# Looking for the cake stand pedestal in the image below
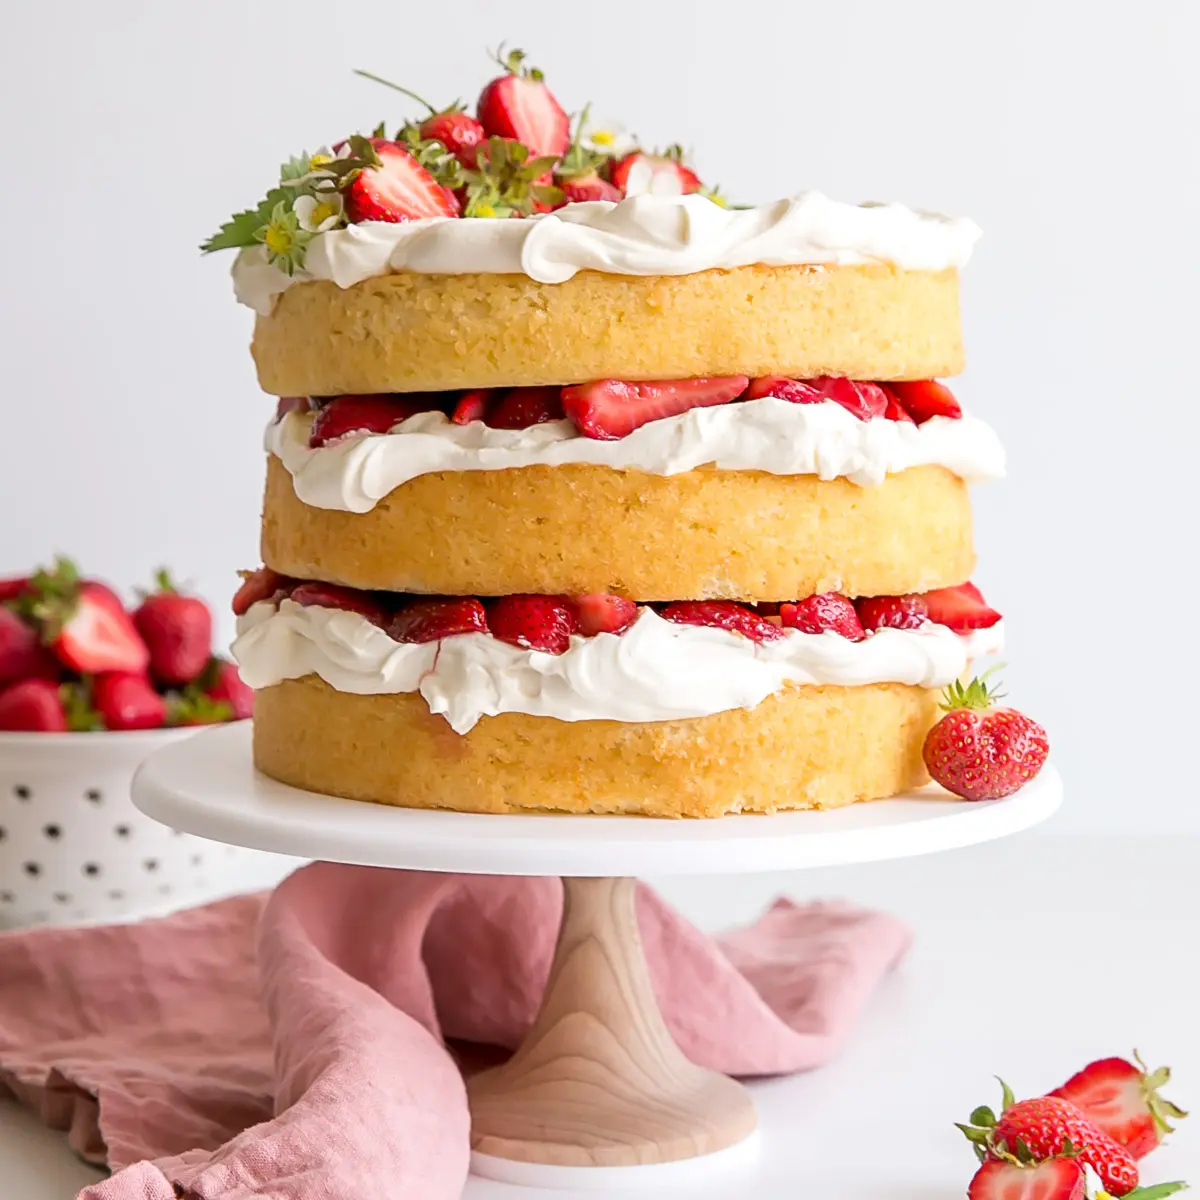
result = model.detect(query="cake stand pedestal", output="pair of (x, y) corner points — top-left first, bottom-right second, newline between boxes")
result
(132, 722), (1061, 1191)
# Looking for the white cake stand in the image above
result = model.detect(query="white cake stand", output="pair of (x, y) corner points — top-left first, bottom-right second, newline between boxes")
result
(132, 722), (1061, 1192)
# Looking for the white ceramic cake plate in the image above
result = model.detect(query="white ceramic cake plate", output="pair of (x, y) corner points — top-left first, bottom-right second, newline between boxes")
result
(132, 721), (1061, 1193)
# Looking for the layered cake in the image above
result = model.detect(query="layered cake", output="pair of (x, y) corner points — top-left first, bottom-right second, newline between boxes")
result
(208, 49), (1008, 817)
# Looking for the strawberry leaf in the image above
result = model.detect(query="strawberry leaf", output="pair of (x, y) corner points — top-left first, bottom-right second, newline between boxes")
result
(1123, 1185), (1190, 1199)
(200, 185), (293, 253)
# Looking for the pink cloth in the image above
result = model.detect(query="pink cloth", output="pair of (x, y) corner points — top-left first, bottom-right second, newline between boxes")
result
(0, 864), (911, 1199)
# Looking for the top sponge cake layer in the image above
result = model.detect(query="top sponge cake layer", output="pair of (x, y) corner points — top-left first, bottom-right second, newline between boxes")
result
(250, 263), (965, 397)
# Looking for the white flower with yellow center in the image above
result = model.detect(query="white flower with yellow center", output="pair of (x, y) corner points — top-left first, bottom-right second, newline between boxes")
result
(293, 192), (345, 233)
(283, 144), (353, 189)
(580, 118), (636, 159)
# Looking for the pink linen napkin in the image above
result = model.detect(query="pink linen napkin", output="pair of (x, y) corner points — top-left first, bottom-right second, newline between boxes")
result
(0, 863), (911, 1199)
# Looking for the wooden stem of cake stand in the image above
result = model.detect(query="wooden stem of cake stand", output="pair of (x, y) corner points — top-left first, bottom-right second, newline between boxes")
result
(466, 876), (758, 1167)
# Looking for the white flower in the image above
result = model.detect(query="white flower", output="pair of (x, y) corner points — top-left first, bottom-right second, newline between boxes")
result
(623, 157), (685, 198)
(580, 117), (637, 159)
(282, 144), (354, 189)
(293, 192), (345, 233)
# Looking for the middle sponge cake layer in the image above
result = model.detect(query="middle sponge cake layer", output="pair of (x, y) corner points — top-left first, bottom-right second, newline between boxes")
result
(262, 455), (974, 600)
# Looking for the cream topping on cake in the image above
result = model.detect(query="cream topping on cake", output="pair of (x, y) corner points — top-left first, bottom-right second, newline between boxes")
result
(233, 599), (1004, 734)
(232, 192), (981, 314)
(268, 399), (1004, 513)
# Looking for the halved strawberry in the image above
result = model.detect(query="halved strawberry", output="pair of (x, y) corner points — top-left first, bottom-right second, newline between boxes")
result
(1049, 1054), (1188, 1160)
(451, 389), (492, 425)
(486, 387), (564, 429)
(0, 678), (68, 732)
(882, 390), (916, 423)
(779, 593), (865, 641)
(610, 151), (702, 197)
(659, 601), (785, 644)
(886, 380), (962, 423)
(49, 583), (149, 674)
(569, 594), (638, 636)
(856, 594), (929, 632)
(232, 567), (290, 616)
(289, 582), (389, 625)
(0, 608), (60, 686)
(744, 377), (824, 404)
(344, 139), (461, 223)
(557, 175), (623, 205)
(93, 672), (168, 731)
(421, 110), (487, 166)
(562, 376), (749, 440)
(745, 376), (887, 421)
(309, 393), (444, 447)
(476, 48), (570, 159)
(922, 582), (1002, 632)
(966, 1158), (1084, 1200)
(389, 597), (488, 643)
(487, 594), (578, 654)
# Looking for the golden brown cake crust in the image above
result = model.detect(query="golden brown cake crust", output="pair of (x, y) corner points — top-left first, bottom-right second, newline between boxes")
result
(261, 455), (975, 600)
(252, 676), (940, 817)
(250, 263), (965, 396)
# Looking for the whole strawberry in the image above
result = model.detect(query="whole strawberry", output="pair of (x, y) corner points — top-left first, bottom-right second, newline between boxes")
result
(1050, 1053), (1187, 1160)
(923, 673), (1048, 801)
(960, 1083), (1139, 1196)
(134, 570), (213, 687)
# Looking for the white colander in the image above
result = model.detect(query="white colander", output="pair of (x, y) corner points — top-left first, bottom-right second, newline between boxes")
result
(0, 726), (294, 929)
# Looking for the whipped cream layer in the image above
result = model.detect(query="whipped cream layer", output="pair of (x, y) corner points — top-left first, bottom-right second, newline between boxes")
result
(269, 399), (1005, 513)
(233, 192), (982, 314)
(233, 600), (1005, 734)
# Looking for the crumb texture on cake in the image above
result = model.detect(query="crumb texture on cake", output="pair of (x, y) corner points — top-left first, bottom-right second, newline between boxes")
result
(261, 455), (975, 600)
(253, 676), (940, 817)
(250, 263), (965, 396)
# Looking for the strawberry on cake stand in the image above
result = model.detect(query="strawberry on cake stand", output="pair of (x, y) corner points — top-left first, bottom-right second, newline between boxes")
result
(136, 46), (1062, 1188)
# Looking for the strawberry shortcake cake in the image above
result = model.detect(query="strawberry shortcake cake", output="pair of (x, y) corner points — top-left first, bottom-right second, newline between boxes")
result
(206, 47), (1007, 817)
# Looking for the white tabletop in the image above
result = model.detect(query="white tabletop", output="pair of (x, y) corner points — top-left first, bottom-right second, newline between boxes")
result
(4, 834), (1197, 1197)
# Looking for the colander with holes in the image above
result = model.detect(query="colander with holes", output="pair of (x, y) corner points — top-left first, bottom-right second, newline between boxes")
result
(0, 726), (293, 929)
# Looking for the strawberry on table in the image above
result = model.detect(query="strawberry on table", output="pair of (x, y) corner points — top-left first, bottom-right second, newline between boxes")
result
(885, 379), (963, 423)
(569, 594), (638, 636)
(960, 1084), (1141, 1196)
(967, 1158), (1085, 1200)
(1049, 1054), (1188, 1160)
(659, 601), (785, 644)
(23, 558), (148, 675)
(779, 593), (866, 641)
(486, 387), (564, 429)
(133, 570), (214, 687)
(477, 47), (570, 159)
(343, 139), (461, 223)
(0, 679), (68, 732)
(487, 595), (578, 654)
(309, 393), (445, 447)
(92, 672), (168, 732)
(562, 376), (749, 440)
(389, 597), (489, 643)
(925, 673), (1049, 801)
(610, 149), (702, 197)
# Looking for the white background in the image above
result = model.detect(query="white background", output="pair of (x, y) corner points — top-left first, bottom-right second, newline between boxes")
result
(1, 0), (1197, 833)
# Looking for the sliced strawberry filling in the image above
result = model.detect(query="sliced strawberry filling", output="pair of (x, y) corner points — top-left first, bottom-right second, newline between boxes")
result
(298, 376), (964, 447)
(238, 578), (1000, 655)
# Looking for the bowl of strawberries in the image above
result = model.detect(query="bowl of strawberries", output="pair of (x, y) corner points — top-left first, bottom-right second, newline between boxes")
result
(0, 557), (285, 929)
